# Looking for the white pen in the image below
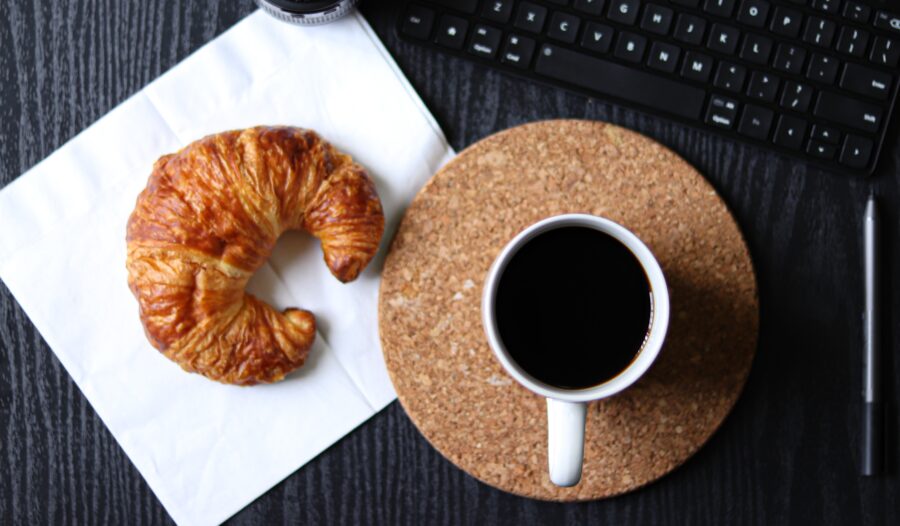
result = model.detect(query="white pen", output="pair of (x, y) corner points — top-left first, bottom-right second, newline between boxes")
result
(861, 193), (882, 476)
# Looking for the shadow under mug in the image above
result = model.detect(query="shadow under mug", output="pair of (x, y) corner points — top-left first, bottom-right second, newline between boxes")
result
(481, 214), (670, 487)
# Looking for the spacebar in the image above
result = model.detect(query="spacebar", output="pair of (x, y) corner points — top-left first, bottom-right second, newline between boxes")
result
(535, 44), (706, 120)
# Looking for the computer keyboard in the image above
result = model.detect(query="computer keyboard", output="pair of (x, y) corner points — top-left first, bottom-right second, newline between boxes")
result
(397, 0), (900, 175)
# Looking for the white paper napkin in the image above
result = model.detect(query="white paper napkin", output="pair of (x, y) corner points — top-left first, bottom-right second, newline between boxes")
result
(0, 10), (455, 526)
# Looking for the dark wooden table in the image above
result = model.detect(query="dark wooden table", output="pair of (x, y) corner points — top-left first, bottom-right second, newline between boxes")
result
(2, 0), (899, 524)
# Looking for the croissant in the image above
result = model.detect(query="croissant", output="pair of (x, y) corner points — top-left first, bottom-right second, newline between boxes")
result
(126, 126), (384, 385)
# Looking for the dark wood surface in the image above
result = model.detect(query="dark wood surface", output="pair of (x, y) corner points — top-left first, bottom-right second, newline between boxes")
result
(1, 0), (898, 524)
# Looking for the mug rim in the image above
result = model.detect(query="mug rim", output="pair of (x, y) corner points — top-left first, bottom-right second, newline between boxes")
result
(481, 213), (670, 403)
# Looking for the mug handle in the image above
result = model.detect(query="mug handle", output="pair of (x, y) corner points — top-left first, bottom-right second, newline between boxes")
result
(546, 398), (587, 487)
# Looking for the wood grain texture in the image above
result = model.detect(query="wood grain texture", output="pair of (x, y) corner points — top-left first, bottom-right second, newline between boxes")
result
(1, 0), (899, 524)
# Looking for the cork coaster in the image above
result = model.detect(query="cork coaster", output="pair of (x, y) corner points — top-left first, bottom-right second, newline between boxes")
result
(378, 120), (758, 500)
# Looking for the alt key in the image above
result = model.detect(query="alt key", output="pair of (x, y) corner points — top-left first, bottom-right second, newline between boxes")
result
(469, 25), (503, 58)
(706, 95), (740, 129)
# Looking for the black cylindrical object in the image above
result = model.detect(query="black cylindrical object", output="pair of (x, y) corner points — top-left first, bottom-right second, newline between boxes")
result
(861, 401), (884, 476)
(255, 0), (360, 26)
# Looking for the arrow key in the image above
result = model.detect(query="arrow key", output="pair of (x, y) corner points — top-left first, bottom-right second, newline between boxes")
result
(806, 140), (837, 160)
(773, 115), (808, 150)
(811, 124), (841, 144)
(840, 135), (873, 169)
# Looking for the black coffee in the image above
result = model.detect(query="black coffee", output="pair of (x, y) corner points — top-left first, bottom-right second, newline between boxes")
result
(495, 226), (652, 389)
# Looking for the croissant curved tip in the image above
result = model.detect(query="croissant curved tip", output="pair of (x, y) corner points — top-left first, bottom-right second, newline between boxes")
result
(327, 256), (364, 283)
(284, 308), (316, 334)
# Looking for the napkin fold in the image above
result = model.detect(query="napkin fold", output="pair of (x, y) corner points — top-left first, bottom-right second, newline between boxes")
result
(0, 10), (454, 526)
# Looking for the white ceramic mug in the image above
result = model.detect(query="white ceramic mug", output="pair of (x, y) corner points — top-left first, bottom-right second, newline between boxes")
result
(481, 214), (670, 487)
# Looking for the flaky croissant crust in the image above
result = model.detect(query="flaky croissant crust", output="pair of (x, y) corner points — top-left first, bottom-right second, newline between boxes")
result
(126, 126), (384, 385)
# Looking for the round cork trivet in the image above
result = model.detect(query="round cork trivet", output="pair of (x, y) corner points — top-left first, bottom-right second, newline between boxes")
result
(379, 120), (758, 500)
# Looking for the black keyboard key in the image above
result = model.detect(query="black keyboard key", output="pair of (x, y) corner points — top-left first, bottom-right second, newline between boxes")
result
(674, 15), (707, 45)
(706, 95), (740, 129)
(747, 71), (780, 102)
(483, 0), (515, 23)
(429, 0), (478, 13)
(740, 34), (774, 64)
(803, 17), (836, 47)
(714, 62), (748, 92)
(574, 0), (607, 15)
(807, 140), (837, 159)
(870, 37), (899, 68)
(773, 116), (808, 149)
(780, 81), (813, 112)
(582, 22), (615, 53)
(546, 0), (569, 4)
(435, 15), (469, 49)
(843, 2), (871, 23)
(704, 0), (736, 18)
(840, 135), (873, 169)
(840, 63), (893, 101)
(401, 5), (435, 40)
(771, 7), (803, 37)
(615, 32), (648, 62)
(641, 4), (675, 35)
(548, 12), (581, 43)
(807, 54), (840, 84)
(647, 41), (682, 73)
(469, 25), (503, 58)
(681, 51), (714, 82)
(608, 0), (641, 25)
(811, 124), (840, 144)
(534, 44), (707, 119)
(836, 27), (870, 57)
(501, 34), (537, 68)
(814, 91), (883, 133)
(514, 3), (548, 33)
(773, 44), (806, 74)
(738, 104), (774, 139)
(708, 24), (741, 54)
(737, 0), (770, 28)
(811, 0), (839, 15)
(874, 11), (900, 36)
(671, 0), (699, 6)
